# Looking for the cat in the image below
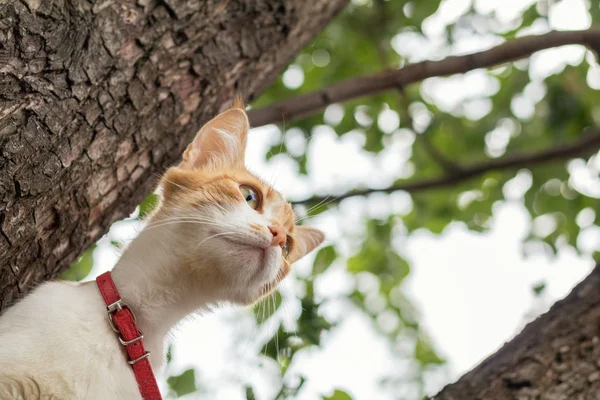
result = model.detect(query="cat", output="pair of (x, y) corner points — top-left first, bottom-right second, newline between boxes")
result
(0, 98), (324, 399)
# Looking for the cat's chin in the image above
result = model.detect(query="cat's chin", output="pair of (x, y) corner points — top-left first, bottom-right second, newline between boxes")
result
(261, 247), (282, 280)
(217, 235), (282, 284)
(228, 287), (273, 306)
(229, 267), (286, 306)
(259, 262), (290, 299)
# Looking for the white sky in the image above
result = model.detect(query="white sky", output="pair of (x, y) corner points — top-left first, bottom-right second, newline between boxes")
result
(85, 0), (600, 399)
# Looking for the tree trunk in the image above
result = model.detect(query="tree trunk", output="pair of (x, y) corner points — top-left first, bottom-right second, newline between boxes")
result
(433, 263), (600, 400)
(0, 0), (348, 311)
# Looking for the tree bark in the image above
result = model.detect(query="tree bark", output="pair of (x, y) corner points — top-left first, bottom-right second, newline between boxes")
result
(0, 0), (348, 312)
(433, 263), (600, 400)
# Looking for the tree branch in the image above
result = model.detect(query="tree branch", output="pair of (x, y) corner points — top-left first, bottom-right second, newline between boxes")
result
(291, 129), (600, 206)
(248, 29), (600, 127)
(434, 262), (600, 399)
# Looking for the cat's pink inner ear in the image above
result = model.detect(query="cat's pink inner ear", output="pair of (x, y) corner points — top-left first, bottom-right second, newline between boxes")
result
(181, 107), (249, 170)
(289, 226), (325, 263)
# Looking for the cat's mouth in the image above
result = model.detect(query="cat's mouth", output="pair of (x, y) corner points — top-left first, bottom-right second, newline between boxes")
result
(216, 234), (284, 289)
(222, 237), (266, 258)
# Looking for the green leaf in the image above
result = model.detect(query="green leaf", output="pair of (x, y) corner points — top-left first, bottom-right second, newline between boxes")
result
(387, 253), (410, 282)
(167, 368), (196, 397)
(415, 335), (444, 365)
(323, 389), (353, 400)
(254, 291), (282, 324)
(312, 245), (337, 275)
(532, 282), (546, 296)
(245, 386), (256, 400)
(266, 143), (288, 161)
(59, 245), (96, 282)
(166, 345), (173, 364)
(139, 193), (159, 219)
(262, 326), (293, 362)
(297, 297), (333, 346)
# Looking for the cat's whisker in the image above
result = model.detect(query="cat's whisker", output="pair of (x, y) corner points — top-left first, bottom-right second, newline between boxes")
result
(296, 195), (333, 220)
(149, 217), (230, 229)
(280, 285), (297, 339)
(271, 291), (280, 364)
(294, 193), (345, 224)
(294, 213), (317, 224)
(145, 220), (244, 246)
(264, 114), (287, 190)
(195, 231), (241, 250)
(146, 217), (219, 227)
(165, 206), (220, 218)
(269, 138), (285, 188)
(261, 295), (269, 357)
(260, 294), (266, 326)
(313, 193), (346, 209)
(142, 219), (231, 233)
(153, 174), (197, 195)
(145, 215), (240, 232)
(303, 195), (332, 215)
(266, 287), (274, 359)
(167, 207), (241, 228)
(242, 308), (257, 362)
(293, 214), (319, 224)
(210, 202), (229, 215)
(142, 220), (201, 232)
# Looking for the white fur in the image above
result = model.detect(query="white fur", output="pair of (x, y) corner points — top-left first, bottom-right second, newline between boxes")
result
(0, 199), (284, 399)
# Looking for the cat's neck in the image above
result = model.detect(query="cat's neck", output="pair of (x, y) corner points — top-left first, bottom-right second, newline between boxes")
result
(109, 224), (214, 367)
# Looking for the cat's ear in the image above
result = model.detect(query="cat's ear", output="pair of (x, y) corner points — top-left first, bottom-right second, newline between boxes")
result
(181, 103), (249, 170)
(289, 226), (325, 263)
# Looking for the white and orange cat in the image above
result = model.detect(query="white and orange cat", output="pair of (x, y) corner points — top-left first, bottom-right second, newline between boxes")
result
(0, 99), (324, 399)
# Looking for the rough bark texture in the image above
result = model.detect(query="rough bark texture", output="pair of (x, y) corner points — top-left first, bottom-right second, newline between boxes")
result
(434, 264), (600, 400)
(0, 0), (348, 312)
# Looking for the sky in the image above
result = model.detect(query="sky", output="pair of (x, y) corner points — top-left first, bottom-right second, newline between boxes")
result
(85, 0), (600, 399)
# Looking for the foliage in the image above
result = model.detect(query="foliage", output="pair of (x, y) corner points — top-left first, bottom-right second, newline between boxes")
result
(139, 193), (160, 219)
(59, 245), (96, 281)
(59, 0), (600, 399)
(323, 389), (353, 400)
(167, 369), (197, 397)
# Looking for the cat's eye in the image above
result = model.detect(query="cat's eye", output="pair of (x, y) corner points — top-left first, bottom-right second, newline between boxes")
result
(240, 185), (260, 210)
(282, 240), (290, 259)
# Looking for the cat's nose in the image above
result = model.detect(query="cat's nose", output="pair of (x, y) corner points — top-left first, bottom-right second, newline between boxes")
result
(268, 225), (286, 247)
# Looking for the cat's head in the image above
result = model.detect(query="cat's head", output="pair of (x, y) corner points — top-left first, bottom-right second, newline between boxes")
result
(153, 99), (324, 305)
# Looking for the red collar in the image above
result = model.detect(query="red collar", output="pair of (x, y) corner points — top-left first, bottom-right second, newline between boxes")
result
(96, 272), (162, 400)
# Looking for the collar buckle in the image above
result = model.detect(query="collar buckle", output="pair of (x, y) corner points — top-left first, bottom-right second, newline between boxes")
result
(106, 299), (124, 313)
(106, 299), (137, 333)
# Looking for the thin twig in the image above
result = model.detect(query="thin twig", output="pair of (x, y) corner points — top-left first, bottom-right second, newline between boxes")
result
(248, 29), (600, 127)
(291, 129), (600, 206)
